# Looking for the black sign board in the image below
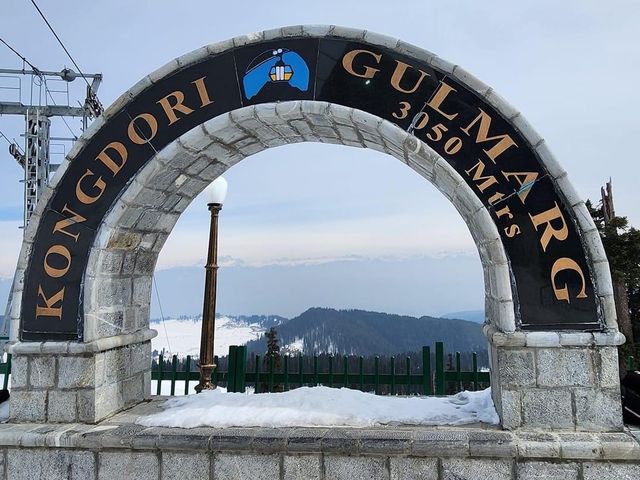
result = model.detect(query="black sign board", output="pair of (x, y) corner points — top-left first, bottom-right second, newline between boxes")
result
(21, 37), (601, 341)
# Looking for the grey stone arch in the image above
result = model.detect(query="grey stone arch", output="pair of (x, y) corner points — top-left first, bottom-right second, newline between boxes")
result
(6, 26), (624, 430)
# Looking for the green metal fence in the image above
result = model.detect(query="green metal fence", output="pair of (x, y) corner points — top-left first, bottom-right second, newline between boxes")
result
(153, 342), (492, 396)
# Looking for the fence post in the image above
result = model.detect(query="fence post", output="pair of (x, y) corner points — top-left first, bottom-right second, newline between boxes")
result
(374, 356), (380, 395)
(170, 355), (178, 396)
(284, 355), (289, 391)
(435, 342), (445, 395)
(390, 356), (396, 395)
(184, 355), (192, 395)
(2, 354), (12, 390)
(156, 354), (164, 395)
(405, 356), (411, 396)
(228, 346), (237, 393)
(358, 356), (364, 391)
(422, 346), (431, 396)
(236, 346), (247, 393)
(298, 355), (303, 388)
(343, 356), (348, 387)
(472, 353), (479, 391)
(254, 354), (261, 393)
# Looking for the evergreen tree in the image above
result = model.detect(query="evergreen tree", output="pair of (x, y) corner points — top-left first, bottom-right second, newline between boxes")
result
(262, 327), (283, 392)
(587, 198), (640, 363)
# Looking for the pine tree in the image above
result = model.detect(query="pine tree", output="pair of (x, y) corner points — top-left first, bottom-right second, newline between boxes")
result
(262, 327), (283, 392)
(587, 184), (640, 366)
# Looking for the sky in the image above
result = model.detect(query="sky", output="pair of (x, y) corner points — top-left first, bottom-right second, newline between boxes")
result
(1, 1), (639, 318)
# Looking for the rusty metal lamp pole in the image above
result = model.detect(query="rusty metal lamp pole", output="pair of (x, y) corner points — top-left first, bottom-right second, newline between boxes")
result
(195, 177), (228, 393)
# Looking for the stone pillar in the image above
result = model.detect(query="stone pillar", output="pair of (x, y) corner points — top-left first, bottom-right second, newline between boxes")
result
(8, 329), (155, 423)
(485, 325), (625, 431)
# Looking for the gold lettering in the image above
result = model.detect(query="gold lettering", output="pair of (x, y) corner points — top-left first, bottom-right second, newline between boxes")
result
(529, 202), (569, 252)
(192, 76), (213, 107)
(495, 206), (514, 220)
(157, 90), (195, 125)
(465, 160), (498, 192)
(390, 61), (430, 94)
(488, 191), (506, 205)
(461, 109), (518, 163)
(52, 204), (87, 242)
(76, 169), (106, 205)
(342, 49), (382, 79)
(127, 113), (158, 145)
(427, 81), (458, 121)
(43, 244), (72, 278)
(550, 257), (588, 302)
(502, 170), (539, 204)
(504, 224), (521, 238)
(35, 285), (65, 319)
(96, 142), (128, 175)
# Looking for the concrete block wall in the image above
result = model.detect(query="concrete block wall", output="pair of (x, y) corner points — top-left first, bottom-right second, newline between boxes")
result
(8, 334), (153, 423)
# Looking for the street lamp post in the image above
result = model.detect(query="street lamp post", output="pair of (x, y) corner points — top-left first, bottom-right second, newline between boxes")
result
(195, 177), (228, 393)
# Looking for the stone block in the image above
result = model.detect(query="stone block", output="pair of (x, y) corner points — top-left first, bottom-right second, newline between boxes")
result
(517, 461), (579, 479)
(497, 349), (535, 388)
(98, 451), (159, 480)
(583, 462), (640, 479)
(324, 455), (388, 480)
(499, 389), (522, 429)
(77, 389), (96, 422)
(598, 347), (621, 388)
(522, 389), (573, 429)
(58, 355), (95, 388)
(536, 349), (593, 387)
(213, 453), (279, 480)
(7, 448), (95, 480)
(283, 455), (321, 480)
(130, 341), (152, 374)
(93, 310), (125, 338)
(389, 457), (438, 480)
(94, 382), (125, 421)
(10, 355), (28, 388)
(29, 356), (55, 388)
(161, 452), (210, 480)
(441, 459), (513, 480)
(47, 390), (77, 423)
(9, 390), (47, 422)
(105, 347), (130, 383)
(573, 389), (623, 431)
(410, 430), (469, 456)
(123, 373), (145, 405)
(525, 332), (560, 347)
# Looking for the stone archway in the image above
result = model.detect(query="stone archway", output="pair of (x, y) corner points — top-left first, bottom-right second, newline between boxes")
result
(5, 26), (623, 429)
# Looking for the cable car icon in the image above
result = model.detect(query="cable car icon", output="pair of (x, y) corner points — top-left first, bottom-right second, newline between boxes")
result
(243, 48), (310, 99)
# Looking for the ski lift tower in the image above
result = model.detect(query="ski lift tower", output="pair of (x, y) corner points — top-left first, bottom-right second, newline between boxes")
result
(0, 66), (102, 228)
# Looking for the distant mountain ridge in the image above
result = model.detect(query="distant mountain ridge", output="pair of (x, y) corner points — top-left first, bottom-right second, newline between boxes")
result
(442, 310), (484, 324)
(245, 308), (486, 356)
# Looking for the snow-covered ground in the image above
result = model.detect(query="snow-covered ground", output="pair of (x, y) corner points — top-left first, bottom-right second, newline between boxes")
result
(138, 386), (499, 428)
(152, 316), (264, 357)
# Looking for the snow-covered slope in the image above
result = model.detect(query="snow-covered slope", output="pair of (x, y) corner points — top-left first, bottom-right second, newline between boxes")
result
(151, 315), (276, 358)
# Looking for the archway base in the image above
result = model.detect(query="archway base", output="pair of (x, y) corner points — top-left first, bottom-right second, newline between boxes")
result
(486, 326), (624, 431)
(7, 330), (154, 423)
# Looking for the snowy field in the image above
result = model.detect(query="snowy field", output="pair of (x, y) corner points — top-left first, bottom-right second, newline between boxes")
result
(151, 316), (264, 357)
(138, 386), (499, 428)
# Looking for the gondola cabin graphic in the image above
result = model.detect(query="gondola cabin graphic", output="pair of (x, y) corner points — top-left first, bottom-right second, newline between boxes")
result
(242, 48), (310, 99)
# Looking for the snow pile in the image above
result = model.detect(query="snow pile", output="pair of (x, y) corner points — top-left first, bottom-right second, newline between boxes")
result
(137, 386), (499, 428)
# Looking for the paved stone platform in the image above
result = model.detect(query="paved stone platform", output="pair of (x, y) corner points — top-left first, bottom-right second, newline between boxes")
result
(1, 397), (639, 479)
